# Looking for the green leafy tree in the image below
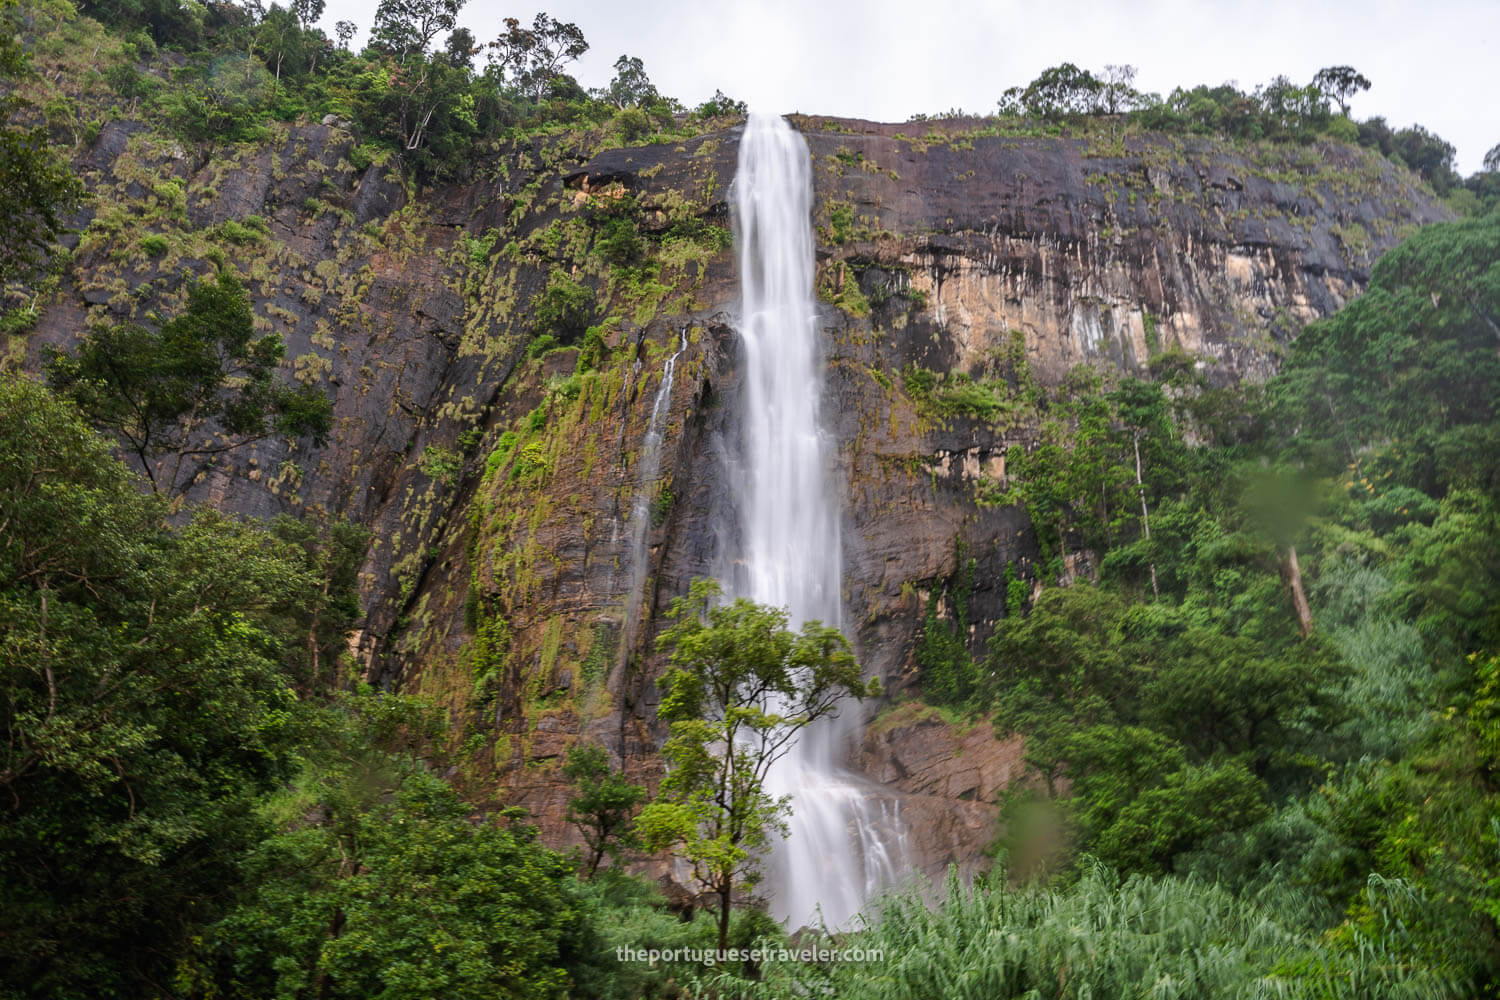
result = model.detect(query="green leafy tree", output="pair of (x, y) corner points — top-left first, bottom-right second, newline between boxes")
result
(599, 54), (657, 109)
(0, 377), (328, 998)
(636, 579), (876, 951)
(694, 88), (747, 118)
(371, 0), (463, 63)
(1270, 210), (1500, 495)
(214, 769), (579, 1000)
(443, 24), (476, 68)
(268, 514), (372, 692)
(158, 52), (278, 144)
(1312, 65), (1371, 116)
(44, 270), (332, 498)
(563, 742), (645, 876)
(998, 62), (1105, 119)
(915, 546), (979, 707)
(487, 13), (587, 101)
(1099, 63), (1141, 114)
(291, 0), (324, 29)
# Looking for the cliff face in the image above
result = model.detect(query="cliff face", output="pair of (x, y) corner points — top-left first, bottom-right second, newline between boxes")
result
(26, 112), (1447, 880)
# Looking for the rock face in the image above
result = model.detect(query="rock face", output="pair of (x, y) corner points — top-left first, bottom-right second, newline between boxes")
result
(855, 704), (1035, 883)
(24, 113), (1448, 886)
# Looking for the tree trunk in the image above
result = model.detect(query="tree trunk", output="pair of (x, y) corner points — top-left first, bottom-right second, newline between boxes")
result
(1285, 545), (1313, 636)
(717, 881), (731, 954)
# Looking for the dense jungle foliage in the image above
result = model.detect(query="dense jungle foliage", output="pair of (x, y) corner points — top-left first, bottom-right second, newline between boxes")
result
(3, 0), (1500, 996)
(906, 207), (1500, 997)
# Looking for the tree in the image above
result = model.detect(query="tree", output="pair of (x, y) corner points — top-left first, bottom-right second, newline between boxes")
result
(253, 4), (307, 82)
(635, 579), (876, 952)
(695, 89), (747, 118)
(563, 742), (645, 877)
(0, 377), (330, 997)
(268, 514), (371, 692)
(1355, 120), (1461, 194)
(1485, 142), (1500, 174)
(44, 270), (332, 498)
(600, 54), (656, 109)
(371, 0), (464, 63)
(348, 47), (477, 177)
(290, 0), (323, 29)
(999, 63), (1105, 119)
(443, 24), (476, 69)
(487, 13), (587, 101)
(1100, 63), (1140, 114)
(213, 769), (579, 1000)
(1312, 65), (1371, 116)
(334, 18), (355, 49)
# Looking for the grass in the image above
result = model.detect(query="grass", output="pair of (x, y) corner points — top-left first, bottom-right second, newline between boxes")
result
(777, 862), (1465, 1000)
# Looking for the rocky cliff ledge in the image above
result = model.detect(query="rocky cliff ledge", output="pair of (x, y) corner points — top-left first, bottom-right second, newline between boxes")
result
(25, 113), (1447, 880)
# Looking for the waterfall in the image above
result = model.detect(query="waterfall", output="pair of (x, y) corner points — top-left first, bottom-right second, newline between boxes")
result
(724, 112), (908, 929)
(620, 330), (688, 658)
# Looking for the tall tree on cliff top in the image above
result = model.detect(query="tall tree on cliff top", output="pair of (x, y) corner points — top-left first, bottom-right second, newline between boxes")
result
(636, 579), (877, 952)
(1312, 65), (1371, 116)
(371, 0), (464, 63)
(487, 12), (588, 101)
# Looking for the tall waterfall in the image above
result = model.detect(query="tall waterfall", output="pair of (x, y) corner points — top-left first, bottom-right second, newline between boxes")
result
(725, 112), (908, 929)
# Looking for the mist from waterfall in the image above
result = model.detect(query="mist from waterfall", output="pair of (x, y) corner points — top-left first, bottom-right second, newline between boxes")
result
(724, 112), (909, 930)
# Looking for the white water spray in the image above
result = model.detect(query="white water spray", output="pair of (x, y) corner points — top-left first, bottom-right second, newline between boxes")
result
(725, 112), (909, 929)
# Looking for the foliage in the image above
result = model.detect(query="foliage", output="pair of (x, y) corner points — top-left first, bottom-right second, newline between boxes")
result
(637, 579), (876, 952)
(800, 863), (1462, 999)
(487, 13), (588, 102)
(44, 270), (332, 498)
(1271, 210), (1500, 492)
(694, 89), (748, 119)
(213, 769), (579, 1000)
(371, 0), (463, 63)
(597, 54), (657, 109)
(914, 544), (979, 707)
(533, 273), (596, 344)
(0, 376), (325, 998)
(563, 742), (645, 876)
(977, 209), (1500, 991)
(0, 0), (85, 303)
(1313, 64), (1371, 115)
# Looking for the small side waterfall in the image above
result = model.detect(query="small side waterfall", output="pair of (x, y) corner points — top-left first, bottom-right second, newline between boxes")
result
(620, 330), (688, 657)
(724, 113), (909, 929)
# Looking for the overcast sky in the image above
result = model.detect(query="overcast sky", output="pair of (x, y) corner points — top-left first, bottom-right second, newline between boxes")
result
(319, 0), (1498, 174)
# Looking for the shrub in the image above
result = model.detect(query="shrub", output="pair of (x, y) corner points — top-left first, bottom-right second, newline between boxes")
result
(613, 106), (651, 143)
(534, 275), (595, 344)
(139, 233), (169, 257)
(485, 431), (519, 476)
(526, 334), (558, 359)
(218, 219), (260, 246)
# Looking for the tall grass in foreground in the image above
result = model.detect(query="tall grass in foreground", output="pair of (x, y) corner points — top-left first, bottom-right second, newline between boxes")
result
(687, 862), (1464, 999)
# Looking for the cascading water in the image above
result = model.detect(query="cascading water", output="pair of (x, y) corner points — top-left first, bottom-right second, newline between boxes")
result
(620, 330), (688, 658)
(724, 112), (910, 929)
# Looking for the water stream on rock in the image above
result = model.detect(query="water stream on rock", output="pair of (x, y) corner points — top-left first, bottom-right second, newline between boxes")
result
(724, 112), (909, 929)
(620, 329), (688, 659)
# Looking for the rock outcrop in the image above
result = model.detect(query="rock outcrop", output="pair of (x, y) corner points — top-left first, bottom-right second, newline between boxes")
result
(23, 112), (1449, 884)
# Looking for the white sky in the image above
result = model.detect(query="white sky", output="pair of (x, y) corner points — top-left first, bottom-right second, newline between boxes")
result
(318, 0), (1498, 174)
